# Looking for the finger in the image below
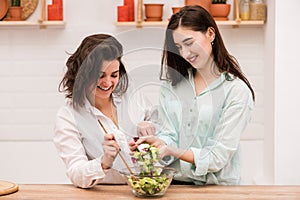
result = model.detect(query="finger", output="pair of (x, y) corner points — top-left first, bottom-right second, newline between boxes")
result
(136, 136), (149, 144)
(104, 133), (115, 141)
(137, 135), (155, 145)
(128, 140), (136, 146)
(138, 129), (148, 137)
(151, 125), (156, 135)
(103, 140), (120, 150)
(129, 144), (138, 151)
(103, 146), (116, 155)
(145, 127), (155, 136)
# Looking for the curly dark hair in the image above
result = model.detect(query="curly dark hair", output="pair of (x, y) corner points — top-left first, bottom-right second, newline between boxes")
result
(59, 34), (128, 108)
(161, 5), (255, 101)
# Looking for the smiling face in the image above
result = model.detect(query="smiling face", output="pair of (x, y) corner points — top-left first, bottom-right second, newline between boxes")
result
(173, 26), (215, 71)
(93, 59), (120, 102)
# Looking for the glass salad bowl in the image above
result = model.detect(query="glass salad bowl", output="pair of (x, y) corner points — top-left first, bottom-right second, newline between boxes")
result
(119, 166), (177, 198)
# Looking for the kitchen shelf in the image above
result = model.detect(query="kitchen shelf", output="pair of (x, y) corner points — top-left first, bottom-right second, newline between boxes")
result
(0, 21), (65, 29)
(116, 0), (265, 28)
(115, 20), (265, 28)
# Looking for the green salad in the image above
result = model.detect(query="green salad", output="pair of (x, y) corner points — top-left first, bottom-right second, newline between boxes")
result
(129, 143), (171, 195)
(128, 175), (170, 195)
(132, 143), (160, 175)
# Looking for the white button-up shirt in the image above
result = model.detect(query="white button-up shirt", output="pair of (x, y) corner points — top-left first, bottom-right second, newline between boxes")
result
(54, 87), (151, 188)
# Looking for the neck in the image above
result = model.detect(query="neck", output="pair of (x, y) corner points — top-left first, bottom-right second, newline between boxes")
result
(95, 96), (112, 111)
(195, 60), (220, 83)
(194, 62), (220, 95)
(95, 97), (119, 128)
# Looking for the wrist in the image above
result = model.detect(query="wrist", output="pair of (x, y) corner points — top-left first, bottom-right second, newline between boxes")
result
(101, 162), (111, 170)
(100, 156), (112, 169)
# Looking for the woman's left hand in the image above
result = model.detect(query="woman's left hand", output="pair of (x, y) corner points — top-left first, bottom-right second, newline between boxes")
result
(129, 136), (171, 158)
(129, 135), (165, 150)
(137, 121), (156, 136)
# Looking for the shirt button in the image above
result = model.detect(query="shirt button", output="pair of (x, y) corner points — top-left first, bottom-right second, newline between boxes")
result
(190, 109), (193, 112)
(187, 123), (190, 127)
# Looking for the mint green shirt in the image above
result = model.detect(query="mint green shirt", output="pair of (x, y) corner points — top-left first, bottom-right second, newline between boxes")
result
(157, 70), (253, 185)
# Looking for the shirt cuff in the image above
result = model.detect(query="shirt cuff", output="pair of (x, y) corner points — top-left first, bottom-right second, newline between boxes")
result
(159, 135), (176, 147)
(191, 147), (210, 176)
(159, 155), (174, 166)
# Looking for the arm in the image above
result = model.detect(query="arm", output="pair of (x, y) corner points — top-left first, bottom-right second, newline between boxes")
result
(155, 84), (179, 148)
(53, 106), (106, 188)
(157, 80), (253, 174)
(191, 85), (253, 176)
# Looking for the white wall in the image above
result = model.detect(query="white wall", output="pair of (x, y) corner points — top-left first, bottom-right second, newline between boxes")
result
(274, 0), (300, 184)
(0, 0), (298, 185)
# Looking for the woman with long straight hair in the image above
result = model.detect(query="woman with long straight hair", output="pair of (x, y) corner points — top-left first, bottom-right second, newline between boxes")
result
(131, 5), (254, 185)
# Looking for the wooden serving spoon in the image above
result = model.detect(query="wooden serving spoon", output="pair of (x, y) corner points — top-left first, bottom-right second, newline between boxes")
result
(97, 119), (134, 175)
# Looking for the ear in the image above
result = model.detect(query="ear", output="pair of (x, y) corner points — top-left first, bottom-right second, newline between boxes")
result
(207, 27), (215, 42)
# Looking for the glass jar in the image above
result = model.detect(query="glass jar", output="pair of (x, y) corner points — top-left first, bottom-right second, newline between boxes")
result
(239, 0), (250, 20)
(249, 0), (266, 21)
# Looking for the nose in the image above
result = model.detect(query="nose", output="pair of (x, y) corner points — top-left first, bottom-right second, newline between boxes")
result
(180, 46), (190, 59)
(100, 76), (112, 86)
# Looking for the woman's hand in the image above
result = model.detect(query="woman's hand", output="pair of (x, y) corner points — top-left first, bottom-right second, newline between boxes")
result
(137, 121), (156, 136)
(101, 133), (119, 169)
(129, 136), (169, 158)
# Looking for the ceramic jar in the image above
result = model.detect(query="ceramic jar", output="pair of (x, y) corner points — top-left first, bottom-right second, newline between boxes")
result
(249, 0), (266, 20)
(172, 7), (182, 14)
(210, 3), (231, 20)
(185, 0), (211, 13)
(144, 3), (164, 21)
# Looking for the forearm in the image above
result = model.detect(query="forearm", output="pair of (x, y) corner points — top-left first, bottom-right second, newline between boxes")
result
(167, 147), (194, 164)
(66, 158), (105, 188)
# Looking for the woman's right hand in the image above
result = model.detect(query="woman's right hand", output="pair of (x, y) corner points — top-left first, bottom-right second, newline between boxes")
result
(101, 133), (119, 169)
(137, 121), (156, 136)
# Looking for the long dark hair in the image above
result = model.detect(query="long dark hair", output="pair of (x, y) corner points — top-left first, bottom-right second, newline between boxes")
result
(59, 34), (128, 108)
(161, 5), (255, 101)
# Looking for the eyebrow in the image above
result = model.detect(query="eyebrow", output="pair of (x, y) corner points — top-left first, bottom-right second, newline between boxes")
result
(174, 37), (193, 46)
(100, 70), (119, 74)
(182, 37), (193, 43)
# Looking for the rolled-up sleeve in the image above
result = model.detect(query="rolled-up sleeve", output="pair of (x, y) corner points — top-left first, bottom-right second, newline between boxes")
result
(192, 89), (253, 176)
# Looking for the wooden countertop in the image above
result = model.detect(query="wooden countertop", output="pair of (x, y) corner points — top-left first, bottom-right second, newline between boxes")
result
(2, 184), (300, 199)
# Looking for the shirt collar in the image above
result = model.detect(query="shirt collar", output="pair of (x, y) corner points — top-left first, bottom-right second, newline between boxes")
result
(82, 94), (122, 116)
(188, 69), (228, 96)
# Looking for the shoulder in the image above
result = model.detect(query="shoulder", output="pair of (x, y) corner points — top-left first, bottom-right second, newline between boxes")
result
(55, 99), (76, 121)
(223, 75), (253, 107)
(159, 80), (175, 98)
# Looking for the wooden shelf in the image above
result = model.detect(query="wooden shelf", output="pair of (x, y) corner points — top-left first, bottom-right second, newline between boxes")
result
(0, 21), (65, 29)
(115, 20), (265, 28)
(116, 0), (265, 28)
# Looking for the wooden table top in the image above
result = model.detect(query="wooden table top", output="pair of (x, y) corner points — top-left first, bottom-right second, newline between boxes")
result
(1, 184), (300, 199)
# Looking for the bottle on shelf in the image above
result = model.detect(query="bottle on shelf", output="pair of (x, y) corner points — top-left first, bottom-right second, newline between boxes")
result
(239, 0), (250, 20)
